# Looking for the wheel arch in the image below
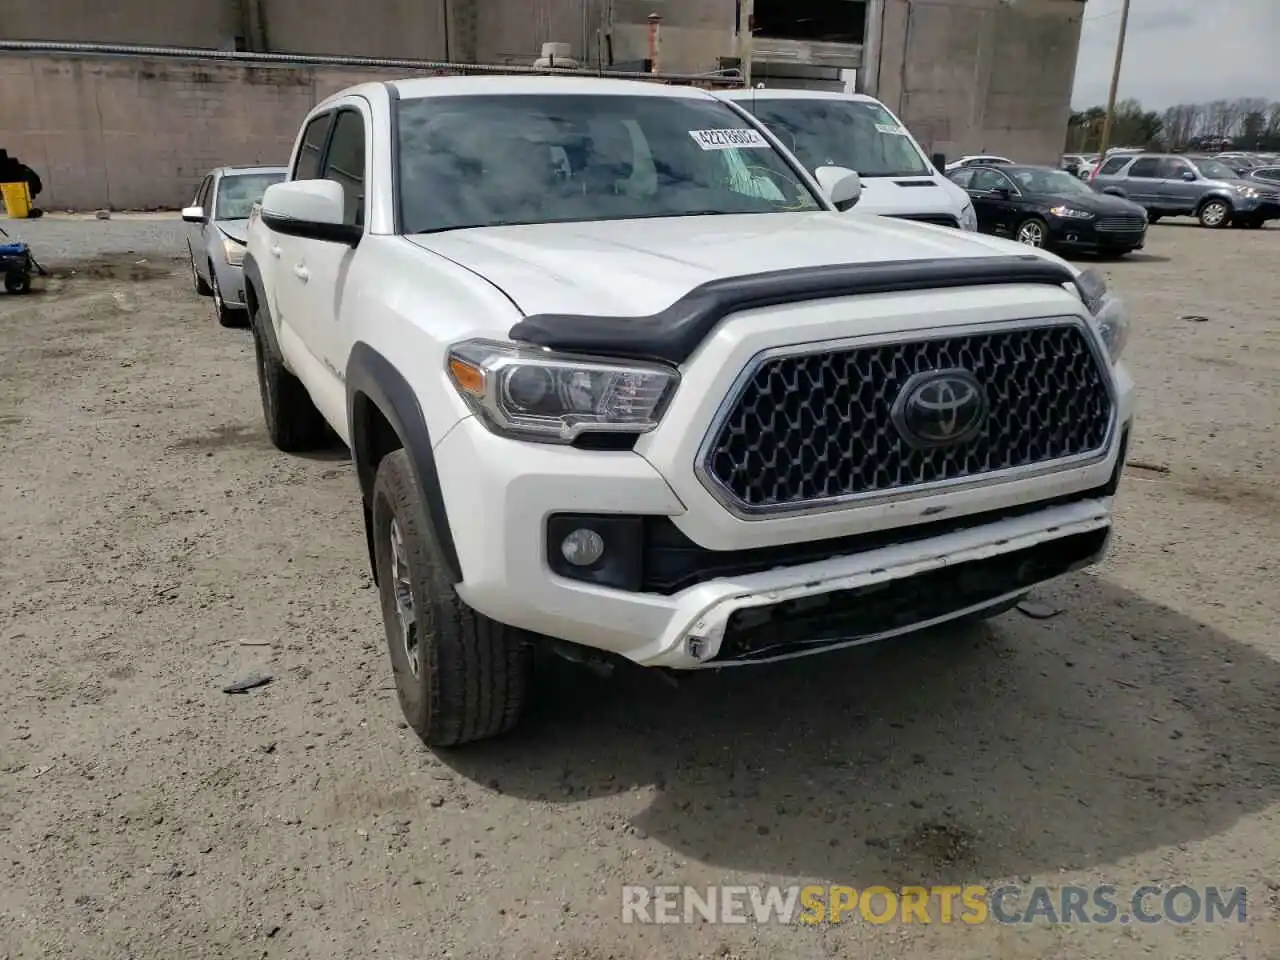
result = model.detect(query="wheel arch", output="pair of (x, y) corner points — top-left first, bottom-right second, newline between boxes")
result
(346, 341), (463, 586)
(1195, 192), (1234, 213)
(242, 254), (280, 355)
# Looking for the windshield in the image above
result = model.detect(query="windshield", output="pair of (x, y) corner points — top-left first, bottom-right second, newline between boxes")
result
(1193, 158), (1239, 180)
(1006, 168), (1092, 195)
(215, 172), (284, 221)
(736, 97), (931, 177)
(395, 94), (822, 234)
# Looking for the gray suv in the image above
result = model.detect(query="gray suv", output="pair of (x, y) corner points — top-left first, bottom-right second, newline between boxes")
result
(1090, 153), (1280, 229)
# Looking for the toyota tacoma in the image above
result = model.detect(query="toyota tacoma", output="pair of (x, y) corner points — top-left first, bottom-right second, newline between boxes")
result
(243, 76), (1135, 746)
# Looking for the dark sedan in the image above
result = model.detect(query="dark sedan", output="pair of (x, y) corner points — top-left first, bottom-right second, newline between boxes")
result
(947, 164), (1147, 257)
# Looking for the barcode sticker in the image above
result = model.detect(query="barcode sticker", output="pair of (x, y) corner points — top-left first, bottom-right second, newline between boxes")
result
(688, 128), (770, 150)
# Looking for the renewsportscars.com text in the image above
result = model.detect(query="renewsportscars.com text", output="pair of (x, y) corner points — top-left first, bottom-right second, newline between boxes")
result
(621, 884), (1249, 926)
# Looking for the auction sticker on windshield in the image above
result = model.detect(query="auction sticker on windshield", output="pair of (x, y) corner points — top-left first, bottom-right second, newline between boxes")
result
(689, 129), (770, 150)
(875, 123), (908, 136)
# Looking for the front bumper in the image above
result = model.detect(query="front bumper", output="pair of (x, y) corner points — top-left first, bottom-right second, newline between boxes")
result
(1048, 217), (1146, 251)
(1246, 200), (1280, 222)
(436, 407), (1133, 670)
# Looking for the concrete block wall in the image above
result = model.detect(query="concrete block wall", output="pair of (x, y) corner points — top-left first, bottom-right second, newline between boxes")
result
(871, 0), (1085, 165)
(0, 54), (405, 210)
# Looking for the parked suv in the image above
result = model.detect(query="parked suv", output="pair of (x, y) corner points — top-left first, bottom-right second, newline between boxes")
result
(1091, 152), (1280, 229)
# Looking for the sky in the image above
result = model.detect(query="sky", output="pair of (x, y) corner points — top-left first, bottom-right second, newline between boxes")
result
(1072, 0), (1280, 110)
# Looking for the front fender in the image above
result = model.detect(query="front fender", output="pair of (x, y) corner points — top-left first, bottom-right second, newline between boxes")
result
(345, 341), (463, 584)
(241, 253), (282, 358)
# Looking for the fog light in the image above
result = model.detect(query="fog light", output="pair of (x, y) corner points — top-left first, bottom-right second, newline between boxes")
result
(561, 528), (605, 566)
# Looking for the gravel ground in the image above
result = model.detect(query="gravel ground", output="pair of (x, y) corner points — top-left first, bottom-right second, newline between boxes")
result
(0, 219), (1277, 959)
(0, 213), (188, 268)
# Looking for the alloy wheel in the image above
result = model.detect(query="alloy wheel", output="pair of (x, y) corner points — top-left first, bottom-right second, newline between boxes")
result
(1016, 221), (1045, 246)
(389, 518), (420, 679)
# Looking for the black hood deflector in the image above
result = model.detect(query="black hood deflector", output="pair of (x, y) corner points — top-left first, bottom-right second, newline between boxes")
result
(508, 255), (1080, 365)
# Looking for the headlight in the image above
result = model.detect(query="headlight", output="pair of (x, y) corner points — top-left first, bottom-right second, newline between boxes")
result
(446, 339), (679, 443)
(1049, 205), (1095, 220)
(1074, 268), (1129, 363)
(221, 235), (245, 266)
(1238, 186), (1259, 198)
(959, 201), (978, 231)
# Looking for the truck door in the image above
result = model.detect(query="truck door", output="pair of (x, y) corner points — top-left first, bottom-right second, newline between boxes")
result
(285, 106), (368, 436)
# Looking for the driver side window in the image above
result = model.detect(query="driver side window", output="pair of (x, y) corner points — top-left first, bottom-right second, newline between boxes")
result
(1159, 158), (1191, 179)
(322, 109), (367, 227)
(970, 168), (1008, 192)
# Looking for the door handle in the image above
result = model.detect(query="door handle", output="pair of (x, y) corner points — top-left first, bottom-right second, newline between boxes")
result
(270, 243), (282, 259)
(293, 264), (310, 282)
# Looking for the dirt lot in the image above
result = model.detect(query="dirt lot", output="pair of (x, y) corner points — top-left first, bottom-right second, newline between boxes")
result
(1, 219), (1278, 959)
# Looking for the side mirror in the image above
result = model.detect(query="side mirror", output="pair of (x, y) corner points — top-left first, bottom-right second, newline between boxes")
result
(181, 205), (205, 224)
(260, 180), (361, 246)
(1181, 170), (1196, 181)
(814, 165), (862, 212)
(992, 186), (1012, 199)
(931, 152), (947, 170)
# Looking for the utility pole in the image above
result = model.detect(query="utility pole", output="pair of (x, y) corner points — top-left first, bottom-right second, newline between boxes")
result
(738, 0), (755, 87)
(1096, 0), (1132, 160)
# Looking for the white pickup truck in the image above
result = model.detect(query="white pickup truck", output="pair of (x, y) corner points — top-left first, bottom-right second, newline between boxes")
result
(244, 75), (1135, 747)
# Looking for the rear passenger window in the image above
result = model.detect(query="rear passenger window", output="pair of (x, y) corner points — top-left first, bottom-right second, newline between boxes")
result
(1097, 157), (1128, 175)
(1255, 167), (1280, 183)
(294, 114), (332, 180)
(1126, 158), (1161, 178)
(322, 110), (367, 227)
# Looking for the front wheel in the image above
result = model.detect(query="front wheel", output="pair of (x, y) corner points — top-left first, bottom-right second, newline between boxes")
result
(210, 265), (247, 328)
(1198, 199), (1231, 228)
(1145, 212), (1162, 224)
(4, 270), (31, 294)
(1015, 217), (1048, 248)
(372, 449), (532, 747)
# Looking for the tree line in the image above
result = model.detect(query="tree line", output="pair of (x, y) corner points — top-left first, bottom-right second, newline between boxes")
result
(1066, 97), (1280, 153)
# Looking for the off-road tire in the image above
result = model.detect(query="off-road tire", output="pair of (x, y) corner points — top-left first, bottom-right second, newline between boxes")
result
(4, 270), (31, 294)
(372, 449), (531, 747)
(189, 245), (212, 295)
(1197, 198), (1231, 229)
(250, 303), (327, 452)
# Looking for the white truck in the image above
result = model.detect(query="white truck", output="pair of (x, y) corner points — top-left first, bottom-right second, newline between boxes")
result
(244, 75), (1135, 747)
(717, 88), (979, 232)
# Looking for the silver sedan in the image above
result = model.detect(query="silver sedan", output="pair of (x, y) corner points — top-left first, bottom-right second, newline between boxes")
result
(182, 166), (286, 327)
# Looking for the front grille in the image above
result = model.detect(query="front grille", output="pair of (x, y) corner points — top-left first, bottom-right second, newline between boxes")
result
(702, 323), (1114, 514)
(887, 213), (961, 229)
(1096, 215), (1146, 232)
(711, 527), (1109, 662)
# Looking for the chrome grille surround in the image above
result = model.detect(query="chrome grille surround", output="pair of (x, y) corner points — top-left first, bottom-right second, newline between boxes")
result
(694, 316), (1119, 520)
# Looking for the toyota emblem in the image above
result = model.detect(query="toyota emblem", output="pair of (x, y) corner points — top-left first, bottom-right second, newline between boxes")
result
(890, 368), (989, 449)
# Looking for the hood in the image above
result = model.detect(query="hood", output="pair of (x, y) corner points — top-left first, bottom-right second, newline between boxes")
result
(1044, 191), (1143, 215)
(1225, 176), (1276, 193)
(408, 212), (1063, 318)
(215, 219), (249, 244)
(846, 175), (967, 219)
